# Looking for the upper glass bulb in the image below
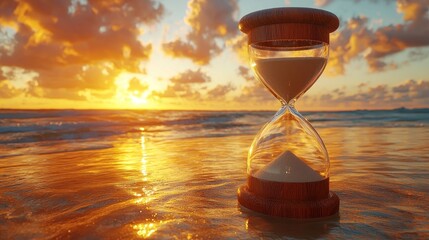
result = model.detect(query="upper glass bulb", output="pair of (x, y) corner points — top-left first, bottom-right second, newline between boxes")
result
(250, 40), (328, 105)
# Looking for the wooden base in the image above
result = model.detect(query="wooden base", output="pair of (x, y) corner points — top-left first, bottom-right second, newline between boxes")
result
(237, 180), (339, 218)
(248, 176), (330, 201)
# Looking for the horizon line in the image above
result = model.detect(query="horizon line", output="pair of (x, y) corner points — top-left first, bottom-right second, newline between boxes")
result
(1, 107), (427, 112)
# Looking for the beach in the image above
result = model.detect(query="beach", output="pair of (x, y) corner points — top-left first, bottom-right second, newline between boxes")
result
(0, 109), (428, 239)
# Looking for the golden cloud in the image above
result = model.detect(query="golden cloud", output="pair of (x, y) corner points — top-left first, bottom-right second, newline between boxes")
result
(170, 69), (211, 84)
(227, 34), (248, 64)
(0, 82), (20, 98)
(154, 68), (211, 99)
(315, 0), (334, 7)
(207, 83), (235, 99)
(314, 79), (429, 108)
(162, 0), (239, 65)
(327, 0), (429, 75)
(0, 0), (164, 99)
(153, 68), (235, 101)
(236, 66), (273, 102)
(128, 77), (149, 95)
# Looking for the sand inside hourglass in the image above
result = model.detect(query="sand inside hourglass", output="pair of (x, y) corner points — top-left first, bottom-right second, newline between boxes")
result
(253, 151), (324, 182)
(254, 57), (327, 103)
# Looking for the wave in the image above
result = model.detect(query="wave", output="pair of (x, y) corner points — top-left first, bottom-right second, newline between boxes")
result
(0, 109), (428, 144)
(0, 141), (114, 159)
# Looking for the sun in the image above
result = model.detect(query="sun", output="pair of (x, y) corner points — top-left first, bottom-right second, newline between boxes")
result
(113, 72), (153, 107)
(130, 92), (149, 105)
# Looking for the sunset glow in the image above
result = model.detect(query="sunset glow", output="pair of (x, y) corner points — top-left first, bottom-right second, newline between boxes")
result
(1, 0), (428, 110)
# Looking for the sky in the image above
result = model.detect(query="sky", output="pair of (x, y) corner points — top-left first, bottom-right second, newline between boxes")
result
(0, 0), (428, 110)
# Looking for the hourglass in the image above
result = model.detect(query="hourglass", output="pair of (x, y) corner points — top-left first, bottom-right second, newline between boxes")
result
(237, 8), (340, 218)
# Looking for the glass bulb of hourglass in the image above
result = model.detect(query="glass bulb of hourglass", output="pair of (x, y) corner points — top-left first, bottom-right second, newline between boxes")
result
(248, 39), (330, 183)
(250, 40), (328, 104)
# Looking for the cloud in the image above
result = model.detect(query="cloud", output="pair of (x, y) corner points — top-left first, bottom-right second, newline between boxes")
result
(328, 0), (429, 75)
(0, 27), (16, 57)
(128, 77), (148, 95)
(0, 71), (5, 82)
(0, 0), (164, 100)
(0, 66), (38, 98)
(25, 80), (86, 100)
(407, 49), (429, 62)
(153, 68), (236, 101)
(0, 82), (21, 98)
(228, 34), (248, 64)
(42, 88), (87, 101)
(336, 85), (390, 102)
(162, 0), (239, 65)
(239, 83), (274, 103)
(366, 0), (429, 61)
(154, 69), (211, 99)
(207, 83), (235, 99)
(156, 83), (202, 100)
(327, 16), (374, 75)
(236, 66), (273, 102)
(392, 79), (429, 99)
(315, 0), (333, 7)
(170, 69), (211, 84)
(312, 79), (429, 108)
(237, 66), (254, 82)
(397, 0), (427, 21)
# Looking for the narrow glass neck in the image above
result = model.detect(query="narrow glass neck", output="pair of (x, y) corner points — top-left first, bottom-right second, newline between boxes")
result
(274, 101), (300, 120)
(282, 98), (296, 107)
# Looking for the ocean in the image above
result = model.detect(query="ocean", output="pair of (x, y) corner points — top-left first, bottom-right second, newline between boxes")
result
(1, 109), (428, 239)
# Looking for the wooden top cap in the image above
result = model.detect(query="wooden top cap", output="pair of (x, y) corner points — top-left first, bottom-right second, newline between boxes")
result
(239, 8), (339, 44)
